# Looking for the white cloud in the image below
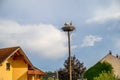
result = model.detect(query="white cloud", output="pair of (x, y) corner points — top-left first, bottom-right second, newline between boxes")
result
(86, 0), (120, 23)
(81, 35), (102, 47)
(71, 45), (77, 49)
(0, 20), (67, 59)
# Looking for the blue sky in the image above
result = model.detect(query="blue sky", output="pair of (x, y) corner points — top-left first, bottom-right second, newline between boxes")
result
(0, 0), (120, 71)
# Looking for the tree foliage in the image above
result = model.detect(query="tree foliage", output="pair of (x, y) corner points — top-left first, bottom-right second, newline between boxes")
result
(84, 62), (113, 80)
(93, 71), (118, 80)
(58, 55), (86, 80)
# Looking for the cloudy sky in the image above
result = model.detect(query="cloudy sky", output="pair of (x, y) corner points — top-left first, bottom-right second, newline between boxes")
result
(0, 0), (120, 71)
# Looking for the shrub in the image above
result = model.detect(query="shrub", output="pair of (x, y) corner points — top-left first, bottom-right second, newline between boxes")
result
(93, 71), (118, 80)
(84, 62), (113, 80)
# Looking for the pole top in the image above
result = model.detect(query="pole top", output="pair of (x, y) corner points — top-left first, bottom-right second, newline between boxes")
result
(62, 22), (75, 31)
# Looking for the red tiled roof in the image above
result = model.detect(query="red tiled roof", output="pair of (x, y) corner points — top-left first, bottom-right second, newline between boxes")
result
(0, 47), (19, 64)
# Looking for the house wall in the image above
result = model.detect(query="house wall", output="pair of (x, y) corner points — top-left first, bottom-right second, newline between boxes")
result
(0, 59), (13, 80)
(101, 54), (120, 79)
(0, 56), (28, 80)
(28, 75), (35, 80)
(12, 56), (28, 80)
(28, 75), (41, 80)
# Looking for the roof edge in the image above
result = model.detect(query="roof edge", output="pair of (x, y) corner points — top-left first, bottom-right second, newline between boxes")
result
(0, 46), (20, 64)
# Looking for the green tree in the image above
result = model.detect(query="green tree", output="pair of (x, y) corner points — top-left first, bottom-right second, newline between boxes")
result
(84, 62), (113, 80)
(58, 55), (86, 80)
(41, 76), (46, 80)
(93, 71), (118, 80)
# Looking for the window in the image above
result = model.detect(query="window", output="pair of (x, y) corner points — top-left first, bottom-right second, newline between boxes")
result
(6, 63), (10, 71)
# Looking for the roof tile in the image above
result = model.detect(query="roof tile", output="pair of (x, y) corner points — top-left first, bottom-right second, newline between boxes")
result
(0, 47), (19, 64)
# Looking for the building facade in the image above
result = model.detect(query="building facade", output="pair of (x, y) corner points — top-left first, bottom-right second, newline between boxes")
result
(100, 51), (120, 79)
(0, 47), (45, 80)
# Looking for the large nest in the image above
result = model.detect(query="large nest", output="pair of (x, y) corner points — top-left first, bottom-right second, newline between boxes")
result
(62, 26), (75, 31)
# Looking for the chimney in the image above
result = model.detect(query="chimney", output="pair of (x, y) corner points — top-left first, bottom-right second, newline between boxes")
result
(116, 54), (118, 58)
(109, 50), (112, 55)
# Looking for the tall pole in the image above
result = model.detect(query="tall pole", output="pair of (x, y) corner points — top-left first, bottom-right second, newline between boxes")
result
(62, 22), (75, 80)
(68, 31), (72, 80)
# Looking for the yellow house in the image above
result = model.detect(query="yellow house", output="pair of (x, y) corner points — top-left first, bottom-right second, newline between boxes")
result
(0, 46), (45, 80)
